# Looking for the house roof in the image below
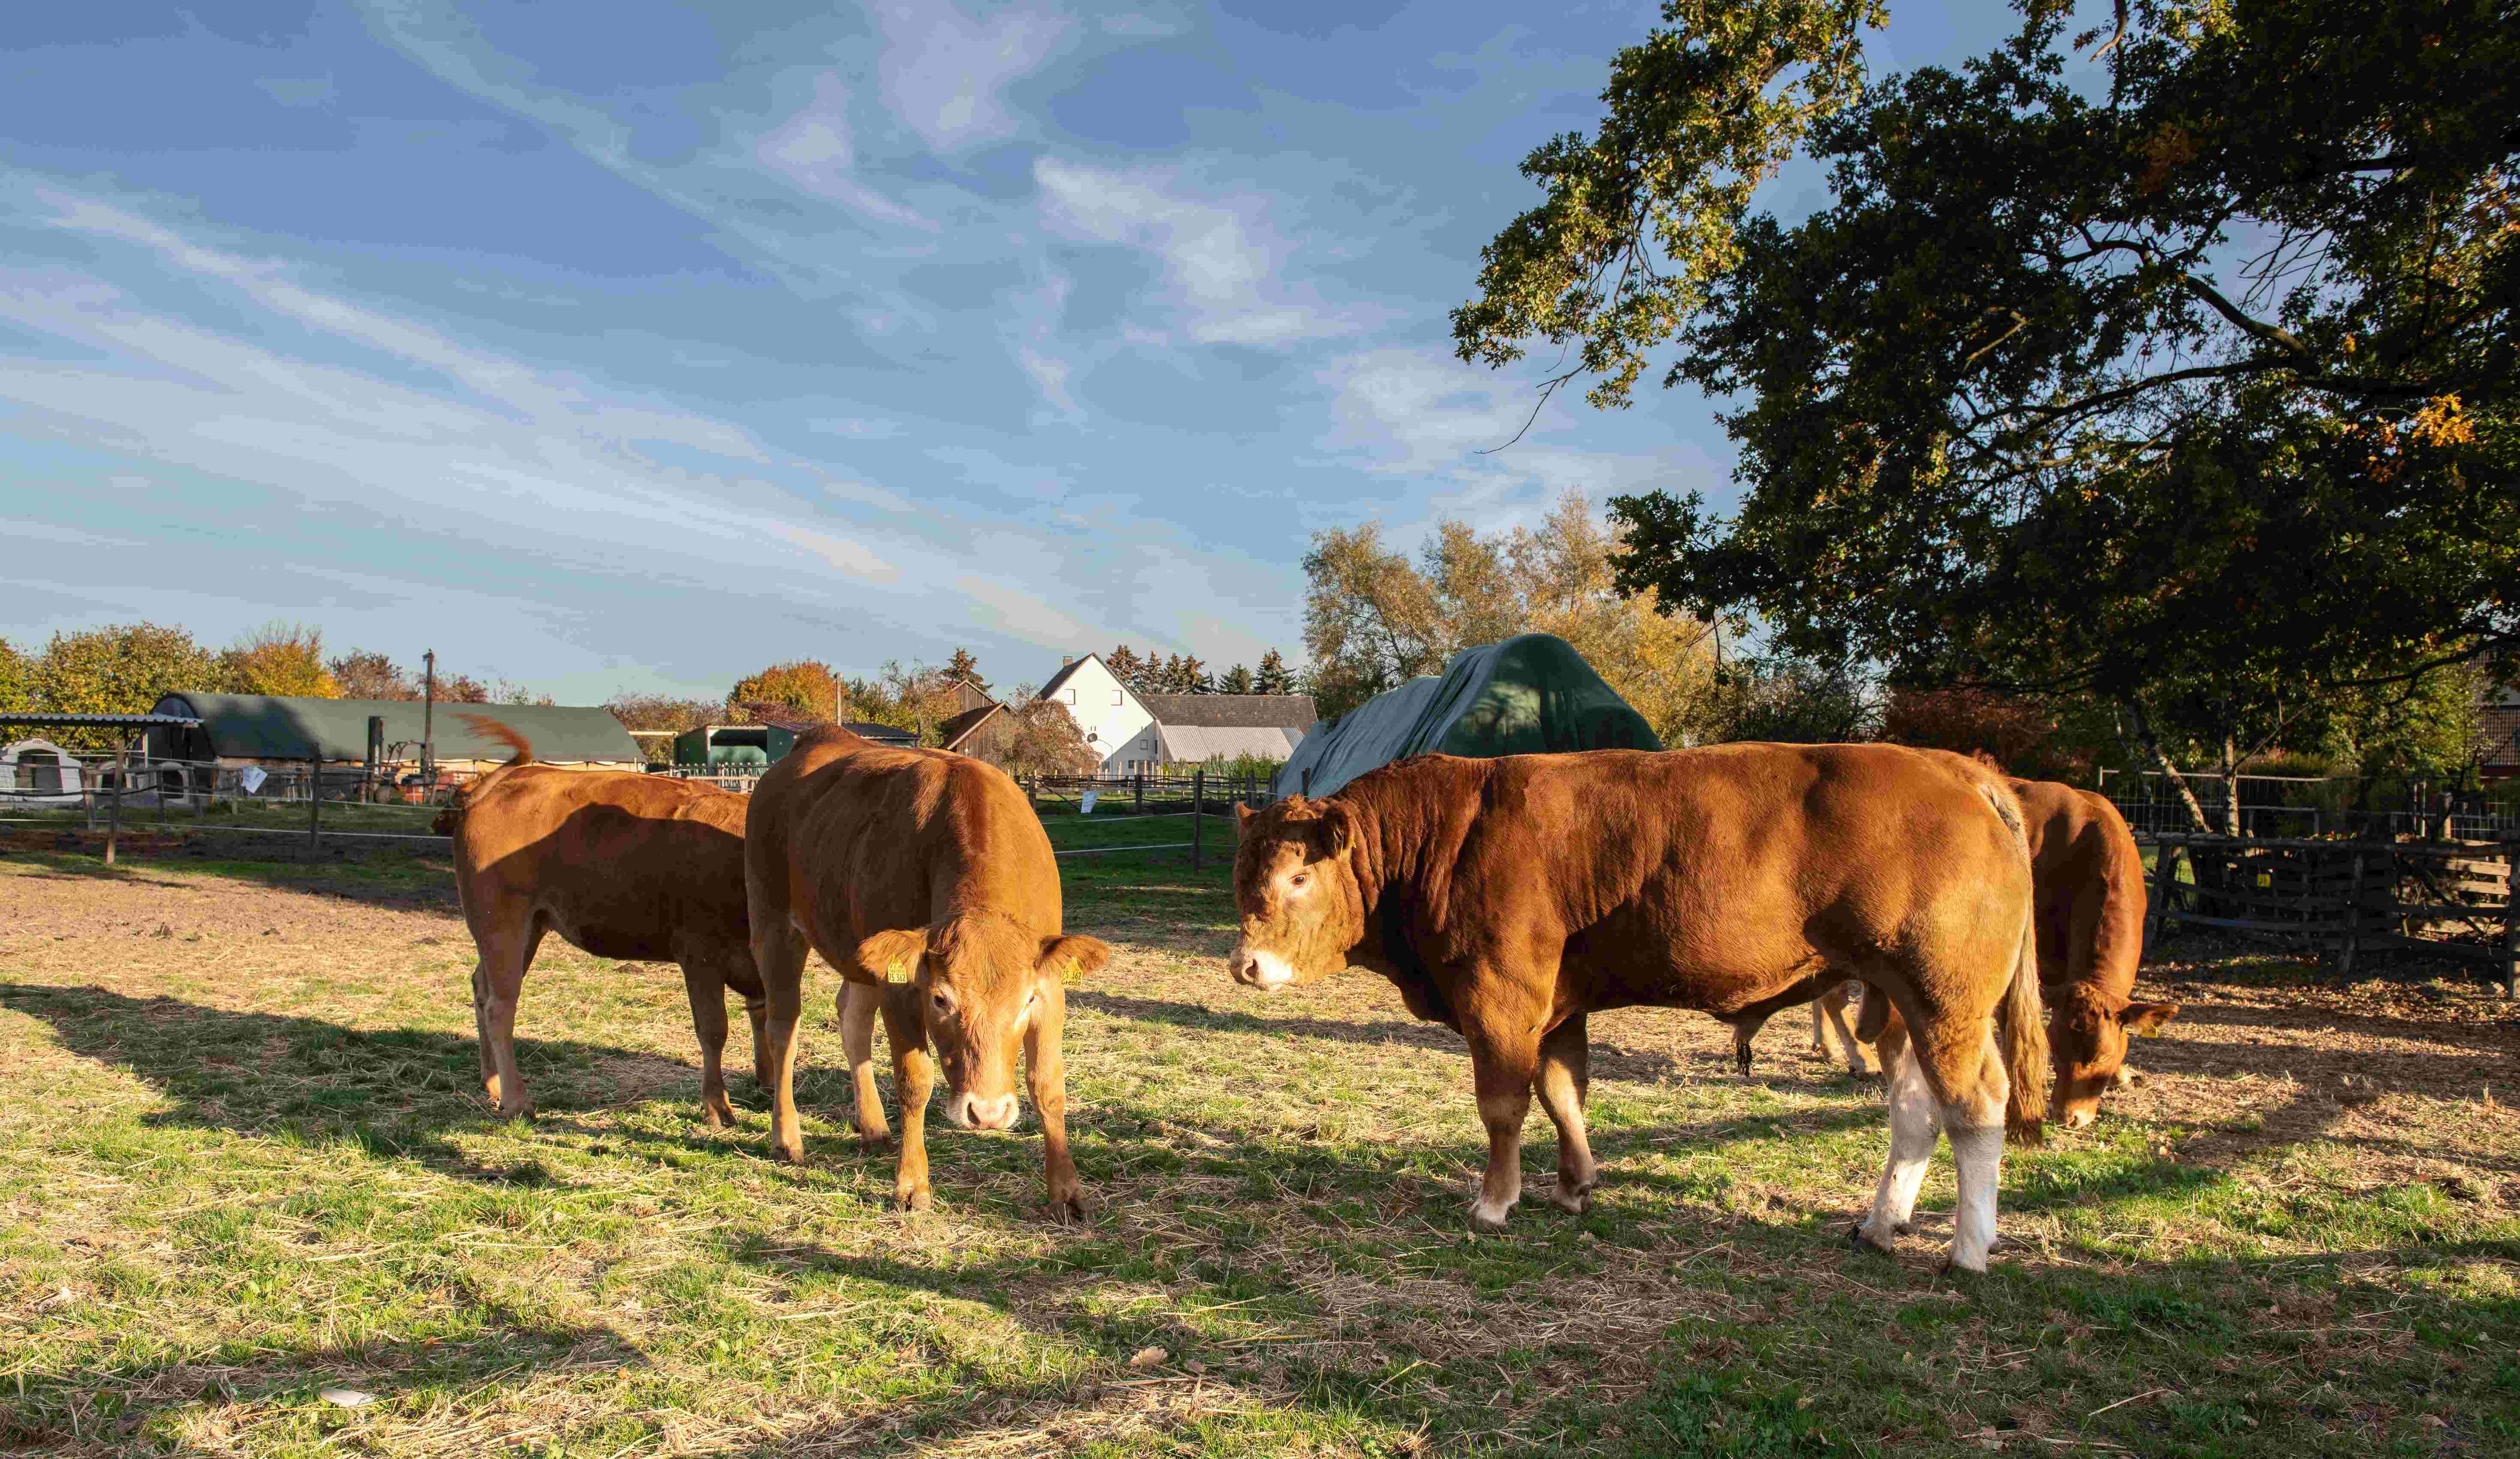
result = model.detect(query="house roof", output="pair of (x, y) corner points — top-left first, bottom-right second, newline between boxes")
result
(1139, 693), (1317, 731)
(1035, 654), (1105, 702)
(153, 693), (642, 763)
(842, 720), (919, 745)
(1154, 724), (1304, 763)
(938, 702), (1004, 752)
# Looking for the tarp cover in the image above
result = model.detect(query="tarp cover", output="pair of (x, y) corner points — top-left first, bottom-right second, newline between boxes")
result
(1274, 633), (1663, 798)
(152, 693), (643, 764)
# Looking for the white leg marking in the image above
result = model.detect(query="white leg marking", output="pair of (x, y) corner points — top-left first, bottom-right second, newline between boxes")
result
(1823, 987), (1869, 1076)
(1862, 1047), (1941, 1245)
(1946, 1121), (2005, 1272)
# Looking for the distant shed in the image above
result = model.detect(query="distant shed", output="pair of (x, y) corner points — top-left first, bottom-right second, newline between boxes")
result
(674, 723), (796, 768)
(148, 693), (644, 770)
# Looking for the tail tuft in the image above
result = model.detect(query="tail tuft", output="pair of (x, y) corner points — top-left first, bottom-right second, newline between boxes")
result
(455, 713), (534, 765)
(437, 715), (535, 839)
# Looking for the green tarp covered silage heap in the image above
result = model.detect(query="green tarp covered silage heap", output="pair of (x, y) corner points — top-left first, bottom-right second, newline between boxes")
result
(1274, 633), (1663, 799)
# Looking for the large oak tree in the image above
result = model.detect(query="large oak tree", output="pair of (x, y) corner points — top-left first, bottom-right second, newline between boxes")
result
(1454, 0), (2517, 828)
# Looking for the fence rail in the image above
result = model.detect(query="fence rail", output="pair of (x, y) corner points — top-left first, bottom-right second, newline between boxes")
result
(2140, 831), (2520, 994)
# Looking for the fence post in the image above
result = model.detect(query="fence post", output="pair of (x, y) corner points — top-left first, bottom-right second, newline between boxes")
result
(307, 749), (322, 857)
(1192, 769), (1205, 869)
(2145, 839), (2179, 955)
(2333, 846), (2367, 981)
(2503, 841), (2519, 999)
(1134, 772), (1144, 816)
(106, 740), (127, 866)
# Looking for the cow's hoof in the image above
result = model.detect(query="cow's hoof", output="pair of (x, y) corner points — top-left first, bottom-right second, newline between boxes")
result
(1547, 1185), (1591, 1216)
(1849, 1222), (1896, 1255)
(857, 1128), (896, 1152)
(1468, 1200), (1516, 1234)
(1938, 1255), (1991, 1278)
(896, 1185), (933, 1213)
(1045, 1193), (1091, 1225)
(772, 1141), (808, 1166)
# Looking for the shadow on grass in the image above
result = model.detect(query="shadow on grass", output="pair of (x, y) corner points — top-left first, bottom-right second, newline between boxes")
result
(0, 1289), (639, 1453)
(0, 983), (718, 1179)
(1, 843), (458, 911)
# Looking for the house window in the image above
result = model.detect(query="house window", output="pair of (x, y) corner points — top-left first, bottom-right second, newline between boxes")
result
(1062, 688), (1076, 704)
(1111, 689), (1123, 705)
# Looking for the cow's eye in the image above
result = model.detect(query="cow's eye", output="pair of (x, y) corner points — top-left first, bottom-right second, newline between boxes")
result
(1289, 872), (1310, 889)
(931, 990), (953, 1014)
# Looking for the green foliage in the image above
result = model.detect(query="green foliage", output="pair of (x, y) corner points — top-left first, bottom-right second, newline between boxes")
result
(1696, 653), (1871, 745)
(943, 647), (987, 692)
(1218, 665), (1257, 695)
(29, 622), (226, 730)
(0, 637), (31, 713)
(1459, 0), (2519, 803)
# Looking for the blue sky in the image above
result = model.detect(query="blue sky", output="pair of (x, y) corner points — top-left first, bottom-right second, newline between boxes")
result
(1, 1), (2033, 703)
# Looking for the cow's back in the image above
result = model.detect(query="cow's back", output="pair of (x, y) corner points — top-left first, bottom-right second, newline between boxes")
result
(750, 728), (1064, 954)
(2009, 779), (2143, 1001)
(1347, 743), (2024, 1017)
(455, 766), (751, 962)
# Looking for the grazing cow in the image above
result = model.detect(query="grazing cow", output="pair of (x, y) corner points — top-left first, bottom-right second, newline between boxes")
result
(438, 717), (765, 1124)
(745, 726), (1111, 1218)
(1726, 778), (2178, 1122)
(1228, 746), (2048, 1272)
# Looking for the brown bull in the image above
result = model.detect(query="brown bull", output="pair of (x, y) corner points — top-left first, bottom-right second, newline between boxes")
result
(1228, 746), (2048, 1272)
(440, 717), (766, 1124)
(745, 726), (1110, 1218)
(1736, 777), (2180, 1125)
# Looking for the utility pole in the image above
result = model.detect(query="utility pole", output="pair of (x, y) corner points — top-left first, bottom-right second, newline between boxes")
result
(422, 649), (437, 788)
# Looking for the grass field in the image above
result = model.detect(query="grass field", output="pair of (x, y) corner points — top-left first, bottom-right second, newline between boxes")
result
(2, 818), (2516, 1457)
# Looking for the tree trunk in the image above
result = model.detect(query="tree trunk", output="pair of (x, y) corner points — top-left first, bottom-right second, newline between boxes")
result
(2124, 699), (2213, 834)
(2219, 734), (2243, 838)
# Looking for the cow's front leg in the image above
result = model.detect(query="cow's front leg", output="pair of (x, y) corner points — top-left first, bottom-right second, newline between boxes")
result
(1461, 1005), (1543, 1232)
(838, 980), (891, 1147)
(1534, 1013), (1599, 1214)
(1025, 984), (1086, 1222)
(877, 984), (935, 1212)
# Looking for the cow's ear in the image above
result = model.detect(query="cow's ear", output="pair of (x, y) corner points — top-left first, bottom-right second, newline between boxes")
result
(1317, 801), (1357, 857)
(856, 926), (930, 985)
(1234, 801), (1254, 842)
(2122, 1001), (2179, 1036)
(1037, 934), (1113, 986)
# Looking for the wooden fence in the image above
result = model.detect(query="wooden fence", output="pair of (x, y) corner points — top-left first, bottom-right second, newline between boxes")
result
(2143, 833), (2520, 993)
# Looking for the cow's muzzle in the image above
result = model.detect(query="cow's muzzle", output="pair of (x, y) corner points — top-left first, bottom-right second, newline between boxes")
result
(1227, 942), (1296, 990)
(945, 1091), (1021, 1131)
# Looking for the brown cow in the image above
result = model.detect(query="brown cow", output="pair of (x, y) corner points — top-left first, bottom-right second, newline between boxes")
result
(439, 717), (767, 1124)
(1228, 746), (2048, 1272)
(1728, 779), (2179, 1122)
(745, 726), (1111, 1218)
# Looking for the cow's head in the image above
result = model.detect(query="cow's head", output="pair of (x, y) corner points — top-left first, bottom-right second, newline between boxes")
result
(857, 911), (1111, 1130)
(1226, 797), (1367, 990)
(2048, 982), (2179, 1128)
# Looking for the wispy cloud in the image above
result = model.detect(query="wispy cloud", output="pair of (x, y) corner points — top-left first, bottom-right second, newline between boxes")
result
(1034, 157), (1384, 349)
(871, 1), (1072, 154)
(753, 72), (937, 231)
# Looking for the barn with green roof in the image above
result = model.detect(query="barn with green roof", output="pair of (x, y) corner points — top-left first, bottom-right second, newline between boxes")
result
(145, 693), (644, 770)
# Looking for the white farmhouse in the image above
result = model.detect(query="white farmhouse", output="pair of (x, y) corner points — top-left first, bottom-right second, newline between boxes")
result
(1035, 654), (1316, 774)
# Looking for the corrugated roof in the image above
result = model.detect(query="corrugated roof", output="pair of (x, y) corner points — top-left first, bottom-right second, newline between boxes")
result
(842, 720), (919, 745)
(0, 712), (201, 729)
(1139, 693), (1317, 730)
(153, 693), (642, 763)
(1154, 724), (1303, 762)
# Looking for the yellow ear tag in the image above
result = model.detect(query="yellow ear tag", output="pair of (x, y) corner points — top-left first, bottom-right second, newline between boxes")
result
(885, 959), (913, 985)
(1061, 956), (1082, 988)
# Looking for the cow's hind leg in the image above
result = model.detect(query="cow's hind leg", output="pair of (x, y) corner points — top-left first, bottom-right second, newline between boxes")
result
(876, 984), (937, 1212)
(1534, 1014), (1600, 1214)
(681, 958), (738, 1129)
(1926, 1021), (2012, 1273)
(473, 915), (543, 1119)
(1821, 981), (1872, 1077)
(752, 918), (812, 1165)
(838, 980), (891, 1147)
(1857, 1034), (1939, 1253)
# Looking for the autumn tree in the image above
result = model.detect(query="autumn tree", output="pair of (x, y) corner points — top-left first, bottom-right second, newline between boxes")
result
(0, 638), (31, 713)
(1456, 0), (2519, 831)
(328, 650), (419, 701)
(607, 692), (720, 764)
(1254, 649), (1296, 696)
(999, 687), (1100, 776)
(1104, 645), (1144, 692)
(1302, 492), (1720, 735)
(730, 660), (842, 721)
(220, 622), (340, 698)
(944, 647), (988, 692)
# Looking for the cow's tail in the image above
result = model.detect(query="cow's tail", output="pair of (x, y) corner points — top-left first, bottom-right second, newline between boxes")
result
(1980, 779), (2050, 1146)
(433, 714), (535, 835)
